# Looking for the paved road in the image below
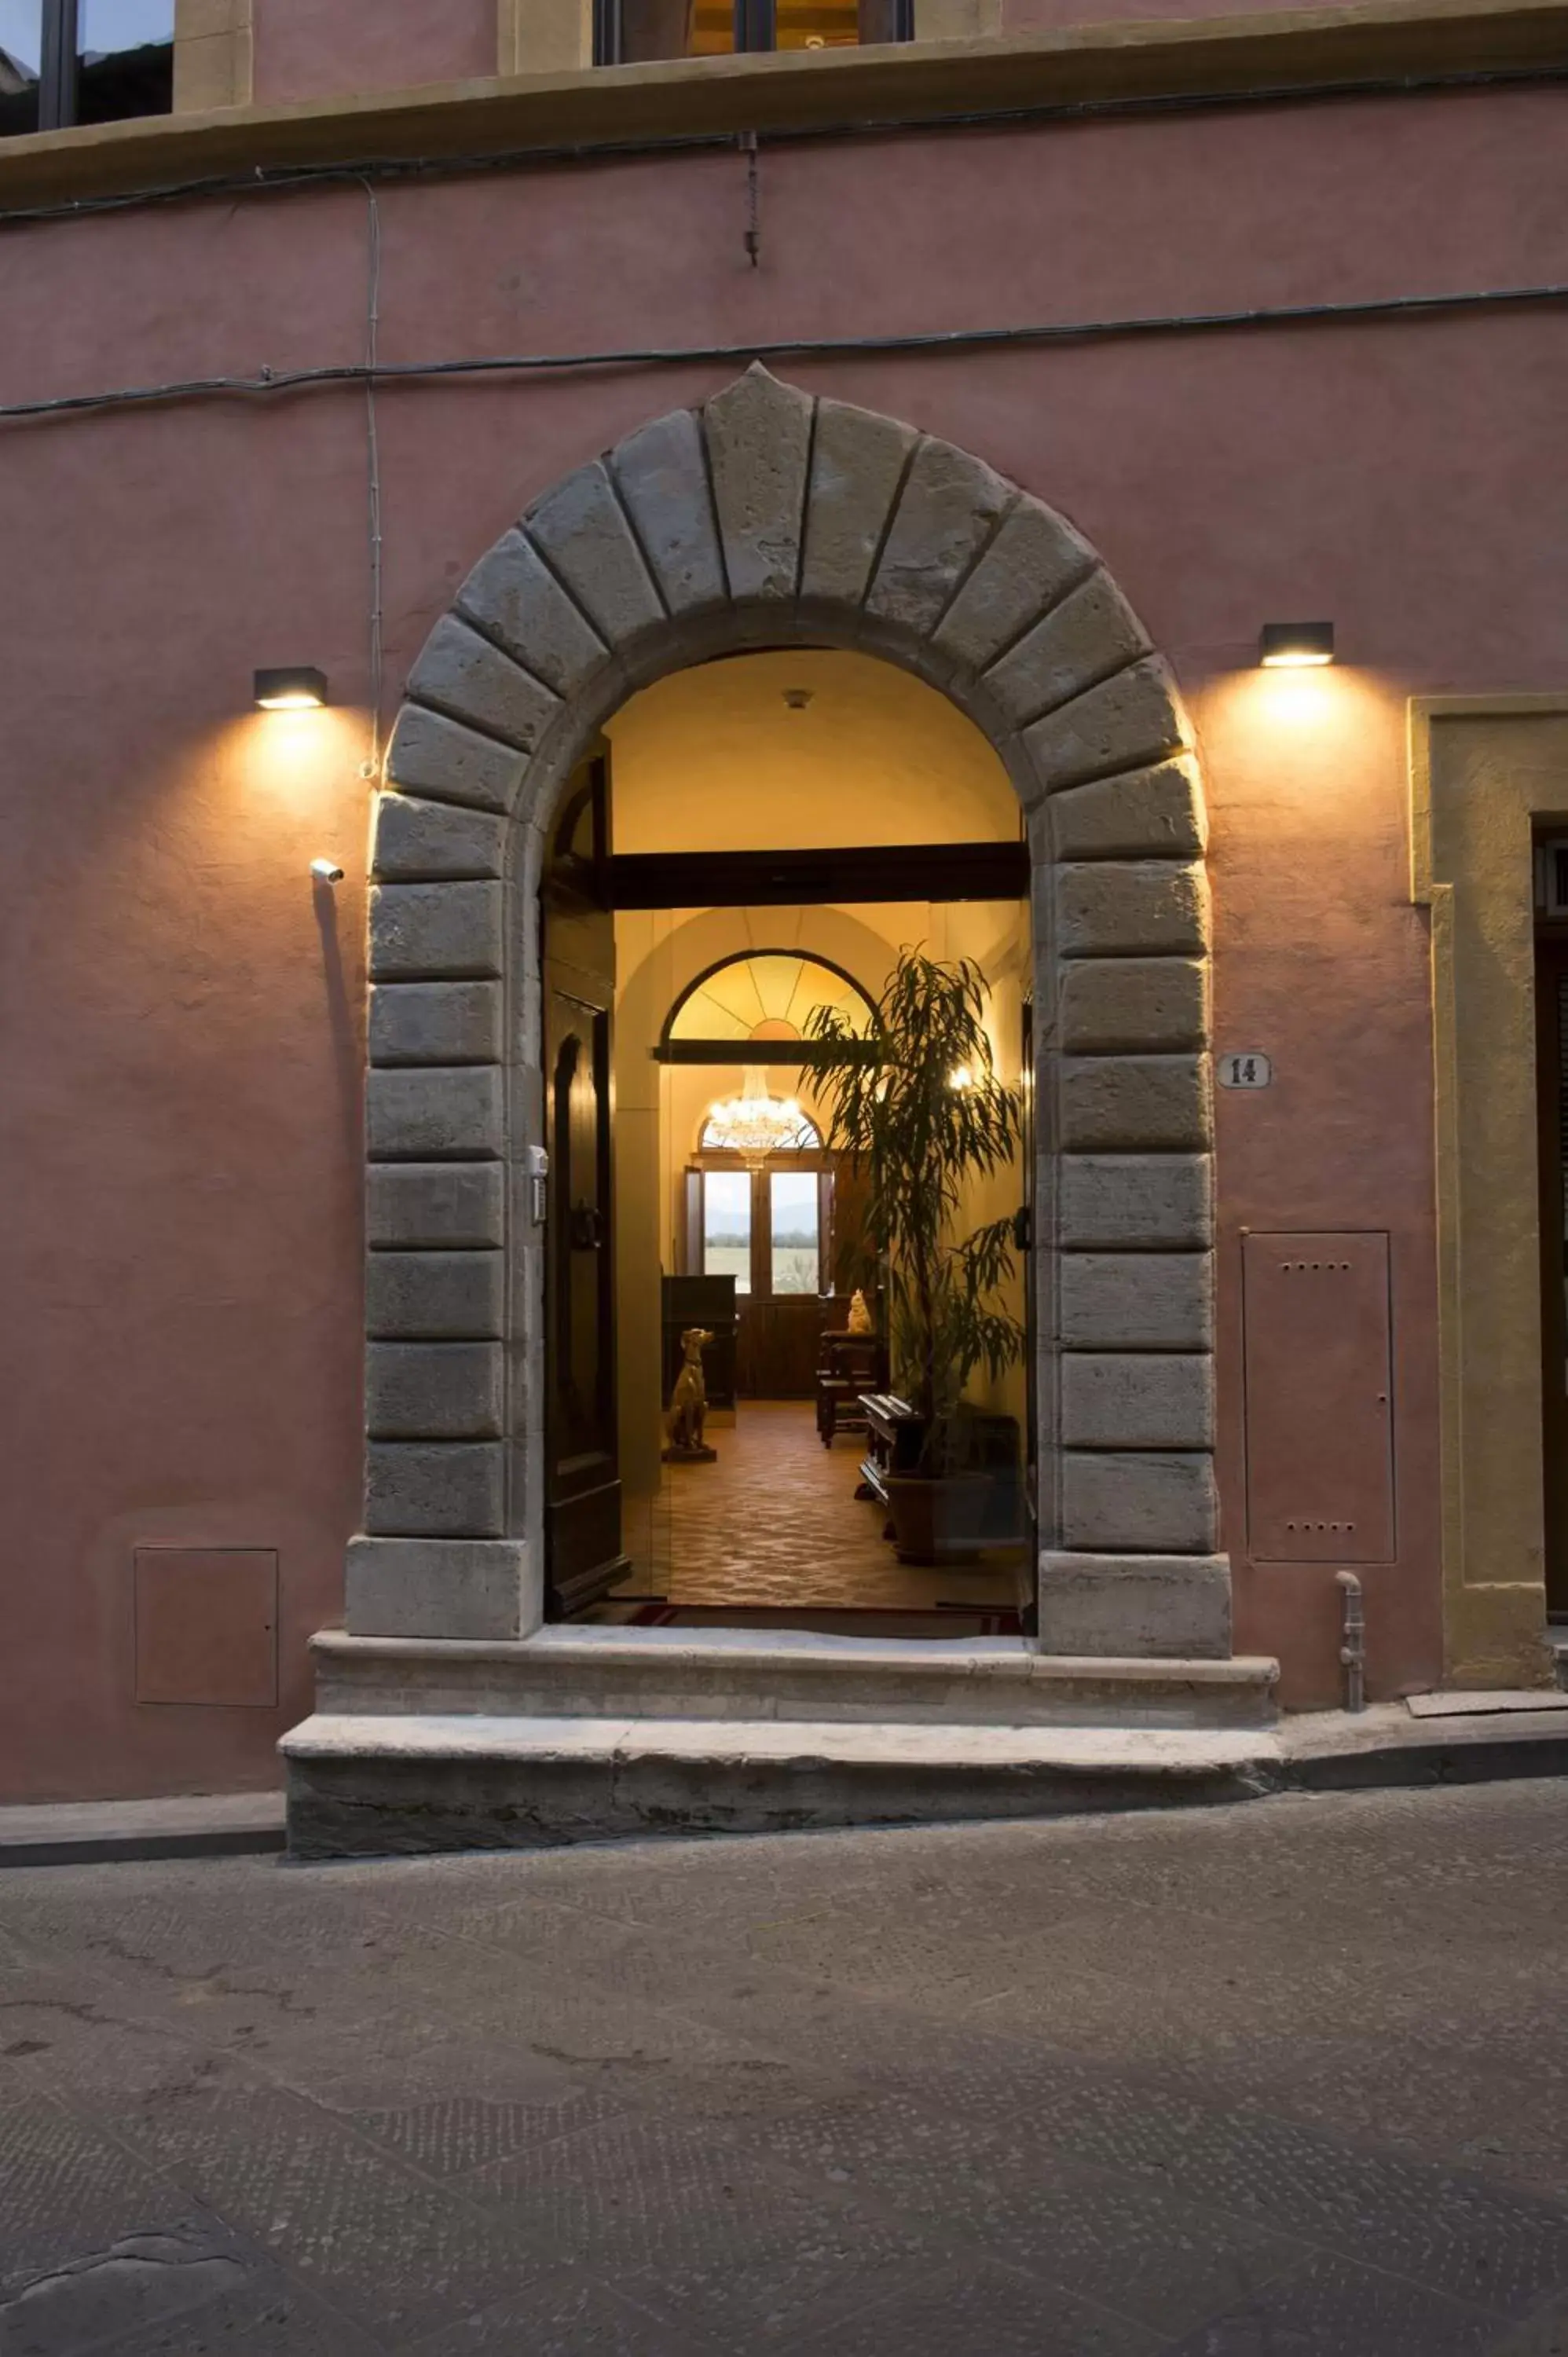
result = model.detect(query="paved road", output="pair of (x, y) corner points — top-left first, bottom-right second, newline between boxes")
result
(1, 1780), (1566, 2355)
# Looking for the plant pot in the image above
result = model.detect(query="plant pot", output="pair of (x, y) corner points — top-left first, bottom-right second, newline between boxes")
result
(885, 1472), (994, 1566)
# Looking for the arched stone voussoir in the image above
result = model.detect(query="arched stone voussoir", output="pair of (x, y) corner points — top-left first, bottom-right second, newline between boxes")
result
(800, 394), (918, 609)
(455, 527), (610, 702)
(383, 702), (529, 817)
(607, 406), (727, 621)
(1023, 654), (1192, 801)
(866, 433), (1013, 639)
(701, 365), (813, 604)
(405, 614), (562, 758)
(523, 457), (665, 649)
(980, 567), (1152, 736)
(934, 493), (1098, 674)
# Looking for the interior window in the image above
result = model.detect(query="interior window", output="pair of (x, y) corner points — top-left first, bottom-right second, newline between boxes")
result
(770, 1169), (821, 1296)
(608, 2), (907, 63)
(702, 1169), (753, 1295)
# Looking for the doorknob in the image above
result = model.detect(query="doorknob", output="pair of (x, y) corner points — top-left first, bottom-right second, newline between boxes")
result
(570, 1202), (604, 1250)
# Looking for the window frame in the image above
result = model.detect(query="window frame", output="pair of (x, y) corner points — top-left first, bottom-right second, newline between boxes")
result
(683, 1152), (834, 1301)
(595, 1), (914, 67)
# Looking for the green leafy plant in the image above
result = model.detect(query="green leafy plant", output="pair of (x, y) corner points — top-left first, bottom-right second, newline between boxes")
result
(808, 949), (1024, 1469)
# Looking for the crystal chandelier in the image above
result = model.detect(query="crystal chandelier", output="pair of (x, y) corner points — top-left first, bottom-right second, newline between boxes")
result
(703, 1066), (815, 1164)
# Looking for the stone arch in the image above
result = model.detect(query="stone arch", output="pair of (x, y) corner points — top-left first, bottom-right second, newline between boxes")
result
(356, 365), (1227, 1663)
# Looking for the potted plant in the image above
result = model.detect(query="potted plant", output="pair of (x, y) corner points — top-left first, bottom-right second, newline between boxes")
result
(808, 949), (1025, 1563)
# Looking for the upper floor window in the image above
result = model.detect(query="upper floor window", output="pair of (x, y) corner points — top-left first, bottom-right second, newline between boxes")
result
(0, 0), (173, 137)
(598, 1), (912, 64)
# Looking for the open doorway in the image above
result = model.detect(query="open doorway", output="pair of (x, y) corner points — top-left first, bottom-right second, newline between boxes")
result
(542, 647), (1035, 1637)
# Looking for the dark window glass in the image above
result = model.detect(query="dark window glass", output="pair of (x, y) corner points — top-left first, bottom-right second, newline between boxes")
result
(76, 0), (173, 126)
(0, 1), (42, 135)
(1, 0), (173, 135)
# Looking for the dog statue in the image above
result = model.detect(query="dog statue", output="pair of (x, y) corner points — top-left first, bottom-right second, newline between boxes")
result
(663, 1327), (718, 1462)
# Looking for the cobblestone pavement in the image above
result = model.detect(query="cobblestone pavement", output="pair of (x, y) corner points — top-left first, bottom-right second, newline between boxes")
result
(2, 1779), (1566, 2355)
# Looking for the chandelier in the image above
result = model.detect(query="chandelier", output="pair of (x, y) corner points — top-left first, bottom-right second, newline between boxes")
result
(702, 1067), (815, 1164)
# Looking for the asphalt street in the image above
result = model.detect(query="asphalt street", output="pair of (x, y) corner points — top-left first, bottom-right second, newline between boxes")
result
(2, 1777), (1565, 2355)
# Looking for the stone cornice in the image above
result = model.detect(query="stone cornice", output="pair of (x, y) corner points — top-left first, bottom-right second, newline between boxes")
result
(3, 0), (1567, 211)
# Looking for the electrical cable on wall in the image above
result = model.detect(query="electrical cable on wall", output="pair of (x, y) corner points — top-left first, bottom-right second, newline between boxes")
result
(0, 280), (1566, 427)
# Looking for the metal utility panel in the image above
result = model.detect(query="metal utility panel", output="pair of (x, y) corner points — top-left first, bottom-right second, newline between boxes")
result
(1243, 1232), (1395, 1562)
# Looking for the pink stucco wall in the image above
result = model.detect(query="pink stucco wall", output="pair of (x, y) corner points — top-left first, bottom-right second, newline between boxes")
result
(2, 73), (1565, 1795)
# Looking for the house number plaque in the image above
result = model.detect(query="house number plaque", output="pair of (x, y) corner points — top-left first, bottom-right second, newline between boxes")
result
(1218, 1050), (1273, 1090)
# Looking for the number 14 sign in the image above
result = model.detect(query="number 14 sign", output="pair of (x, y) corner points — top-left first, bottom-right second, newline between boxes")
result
(1218, 1050), (1273, 1090)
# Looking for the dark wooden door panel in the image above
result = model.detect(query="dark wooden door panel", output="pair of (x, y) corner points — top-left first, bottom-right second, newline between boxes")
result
(1243, 1231), (1395, 1563)
(544, 753), (625, 1615)
(1538, 939), (1568, 1612)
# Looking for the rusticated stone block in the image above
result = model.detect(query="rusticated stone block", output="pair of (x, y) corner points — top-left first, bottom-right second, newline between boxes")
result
(369, 882), (503, 981)
(1061, 1352), (1214, 1450)
(704, 365), (812, 601)
(369, 981), (502, 1068)
(1057, 861), (1209, 959)
(524, 459), (664, 644)
(365, 1443), (504, 1537)
(1038, 1550), (1232, 1659)
(1059, 958), (1208, 1054)
(456, 527), (607, 698)
(372, 794), (507, 882)
(1059, 1055), (1211, 1152)
(367, 1066), (504, 1160)
(800, 398), (918, 607)
(932, 495), (1095, 672)
(345, 1535), (533, 1641)
(1059, 1154), (1213, 1249)
(367, 1162), (505, 1248)
(367, 1342), (504, 1439)
(1046, 757), (1207, 862)
(367, 1252), (505, 1340)
(383, 706), (522, 814)
(982, 568), (1149, 731)
(610, 408), (725, 617)
(1061, 1450), (1219, 1553)
(406, 615), (560, 754)
(867, 438), (1012, 636)
(1060, 1252), (1214, 1350)
(1024, 656), (1187, 795)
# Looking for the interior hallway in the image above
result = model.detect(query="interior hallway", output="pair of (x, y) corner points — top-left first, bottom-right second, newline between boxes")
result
(607, 1399), (1020, 1627)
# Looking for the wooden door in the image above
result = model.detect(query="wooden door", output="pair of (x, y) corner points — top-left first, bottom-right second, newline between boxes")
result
(1538, 936), (1568, 1613)
(543, 753), (627, 1615)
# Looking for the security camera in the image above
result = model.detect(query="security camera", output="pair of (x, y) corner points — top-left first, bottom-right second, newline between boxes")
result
(310, 858), (345, 885)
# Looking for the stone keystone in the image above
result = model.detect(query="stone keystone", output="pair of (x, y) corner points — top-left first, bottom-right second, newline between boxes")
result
(704, 367), (813, 603)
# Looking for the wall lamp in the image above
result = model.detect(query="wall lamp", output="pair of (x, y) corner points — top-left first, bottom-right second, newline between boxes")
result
(1258, 622), (1334, 669)
(254, 666), (328, 710)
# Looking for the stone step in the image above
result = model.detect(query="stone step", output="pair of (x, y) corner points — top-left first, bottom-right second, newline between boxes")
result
(311, 1625), (1280, 1731)
(282, 1711), (1282, 1858)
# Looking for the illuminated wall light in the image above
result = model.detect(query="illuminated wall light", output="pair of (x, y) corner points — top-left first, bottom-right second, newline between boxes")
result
(1258, 622), (1335, 669)
(254, 665), (329, 710)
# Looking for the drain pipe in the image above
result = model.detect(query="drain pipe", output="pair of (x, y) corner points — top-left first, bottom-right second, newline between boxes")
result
(1335, 1570), (1366, 1714)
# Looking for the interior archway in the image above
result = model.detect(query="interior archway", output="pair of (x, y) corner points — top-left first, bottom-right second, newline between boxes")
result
(354, 365), (1231, 1666)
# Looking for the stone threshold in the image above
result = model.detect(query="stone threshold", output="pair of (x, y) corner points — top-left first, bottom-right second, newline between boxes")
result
(280, 1700), (1568, 1858)
(311, 1627), (1282, 1730)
